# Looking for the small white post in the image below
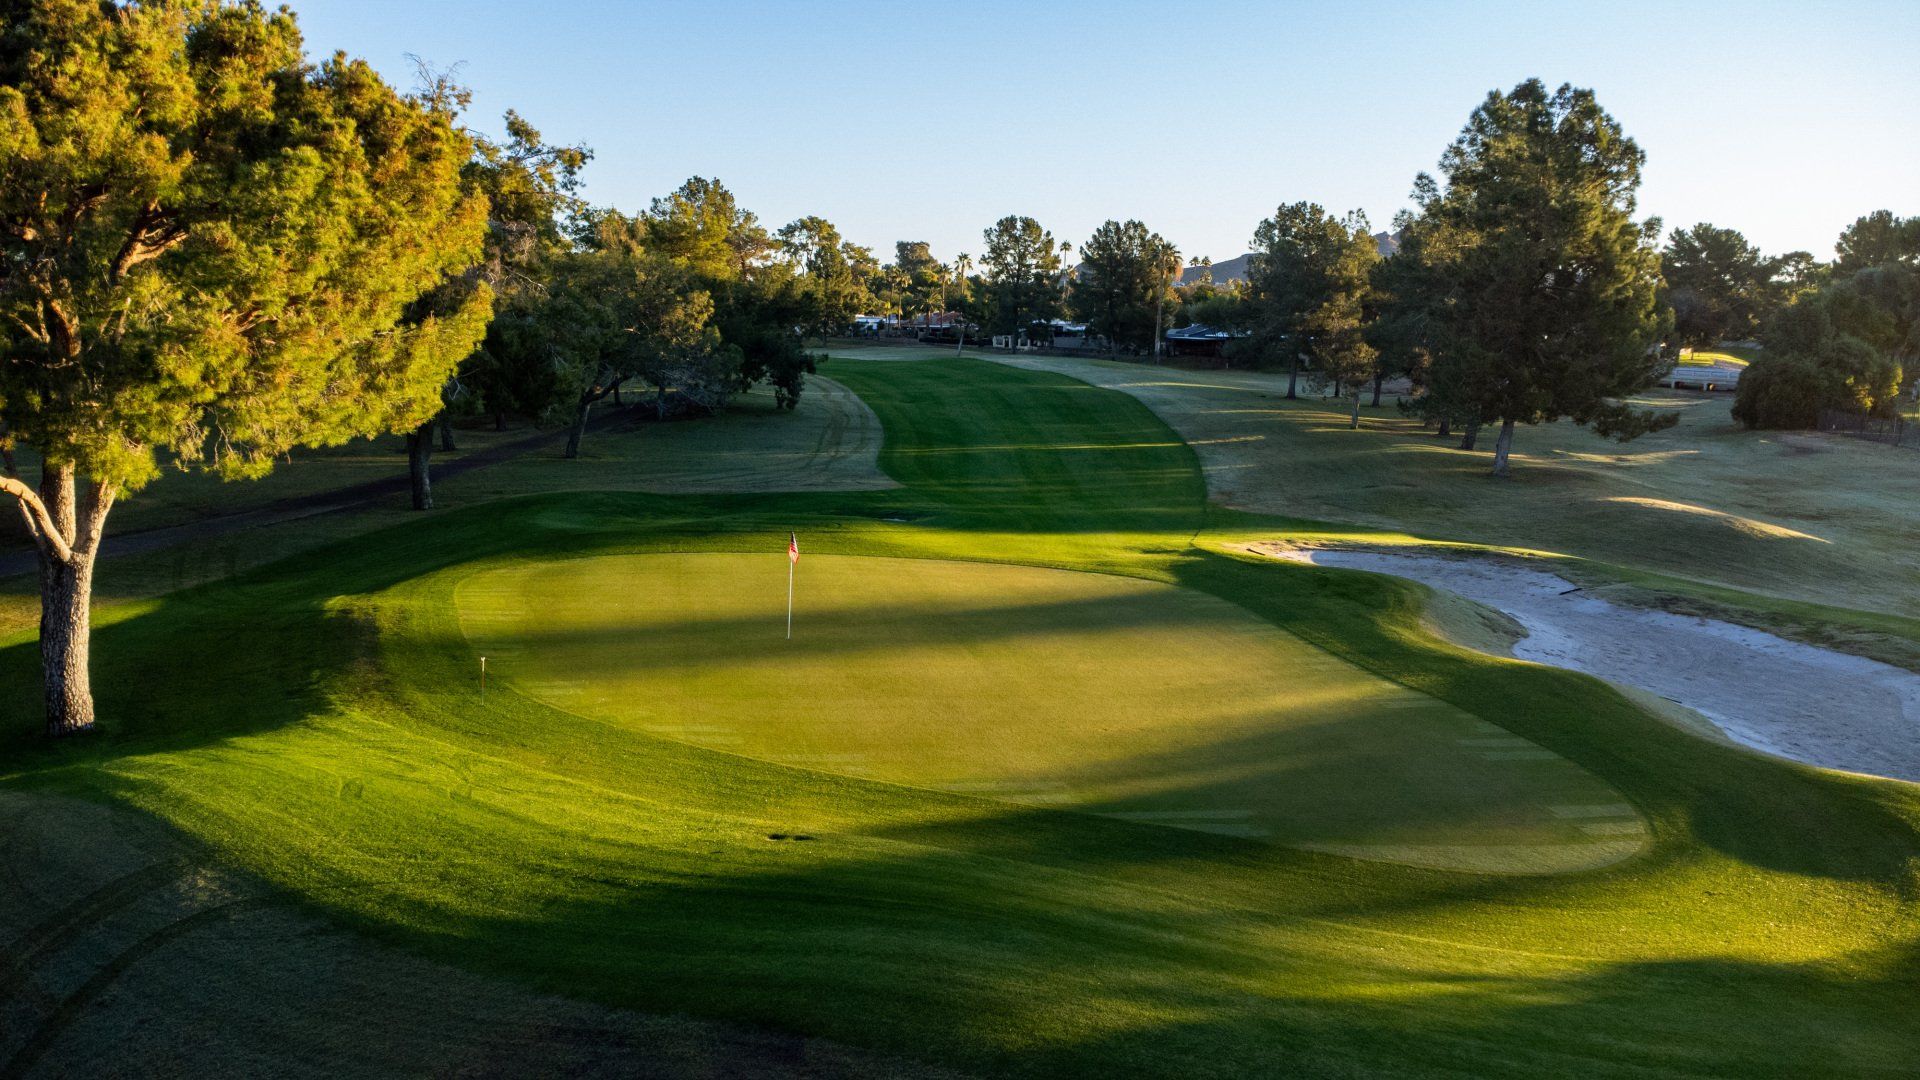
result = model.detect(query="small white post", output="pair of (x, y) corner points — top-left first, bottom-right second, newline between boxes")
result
(786, 557), (795, 640)
(479, 656), (487, 699)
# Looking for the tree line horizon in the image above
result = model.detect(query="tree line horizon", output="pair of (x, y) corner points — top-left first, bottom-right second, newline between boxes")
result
(0, 1), (1915, 737)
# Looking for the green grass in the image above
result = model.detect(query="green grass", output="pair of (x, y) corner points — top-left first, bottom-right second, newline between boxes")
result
(4, 358), (1919, 1076)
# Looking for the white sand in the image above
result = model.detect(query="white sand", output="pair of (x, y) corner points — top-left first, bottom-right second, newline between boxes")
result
(1270, 547), (1920, 784)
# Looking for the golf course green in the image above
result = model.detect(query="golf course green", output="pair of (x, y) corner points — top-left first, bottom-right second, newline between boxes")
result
(5, 358), (1919, 1077)
(457, 552), (1644, 872)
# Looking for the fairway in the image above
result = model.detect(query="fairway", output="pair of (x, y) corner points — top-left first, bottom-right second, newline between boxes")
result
(459, 552), (1644, 872)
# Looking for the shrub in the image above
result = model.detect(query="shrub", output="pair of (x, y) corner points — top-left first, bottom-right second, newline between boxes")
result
(1732, 356), (1835, 429)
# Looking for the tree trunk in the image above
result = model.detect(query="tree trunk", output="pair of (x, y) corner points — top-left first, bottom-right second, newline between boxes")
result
(40, 554), (96, 735)
(565, 396), (592, 459)
(438, 414), (457, 453)
(1436, 418), (1452, 439)
(1490, 418), (1517, 477)
(1459, 422), (1480, 451)
(406, 420), (434, 510)
(1370, 369), (1384, 408)
(613, 385), (622, 407)
(1349, 390), (1363, 429)
(20, 466), (113, 737)
(494, 410), (507, 432)
(1286, 354), (1300, 400)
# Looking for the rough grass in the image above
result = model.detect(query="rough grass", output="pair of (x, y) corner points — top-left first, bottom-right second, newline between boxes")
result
(2, 358), (1918, 1077)
(983, 351), (1920, 658)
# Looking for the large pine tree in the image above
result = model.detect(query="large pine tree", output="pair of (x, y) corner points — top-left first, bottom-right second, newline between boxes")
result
(0, 1), (491, 734)
(1391, 80), (1674, 476)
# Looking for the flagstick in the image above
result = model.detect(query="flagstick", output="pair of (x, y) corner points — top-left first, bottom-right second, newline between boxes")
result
(786, 556), (795, 640)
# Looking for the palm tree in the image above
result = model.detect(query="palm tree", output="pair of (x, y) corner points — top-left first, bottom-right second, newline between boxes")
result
(951, 252), (973, 355)
(1152, 239), (1182, 359)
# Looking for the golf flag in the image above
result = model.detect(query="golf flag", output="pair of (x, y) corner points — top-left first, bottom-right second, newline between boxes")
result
(786, 532), (798, 639)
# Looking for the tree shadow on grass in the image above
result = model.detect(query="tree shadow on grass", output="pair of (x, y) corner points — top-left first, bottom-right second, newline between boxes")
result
(1, 496), (1918, 1076)
(1169, 550), (1920, 892)
(320, 793), (1920, 1080)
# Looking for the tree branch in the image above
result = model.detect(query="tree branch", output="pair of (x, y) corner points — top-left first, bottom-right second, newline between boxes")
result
(108, 201), (190, 284)
(0, 476), (74, 564)
(41, 461), (76, 549)
(74, 479), (116, 558)
(43, 297), (82, 363)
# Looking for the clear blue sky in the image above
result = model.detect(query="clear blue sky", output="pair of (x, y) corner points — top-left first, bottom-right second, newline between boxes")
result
(294, 0), (1918, 265)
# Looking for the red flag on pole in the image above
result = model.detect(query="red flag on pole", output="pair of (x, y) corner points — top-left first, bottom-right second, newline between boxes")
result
(789, 532), (800, 564)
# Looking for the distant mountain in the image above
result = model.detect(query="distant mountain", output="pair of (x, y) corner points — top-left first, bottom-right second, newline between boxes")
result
(1178, 253), (1251, 287)
(1180, 231), (1400, 287)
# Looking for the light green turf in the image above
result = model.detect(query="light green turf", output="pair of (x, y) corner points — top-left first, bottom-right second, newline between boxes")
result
(457, 551), (1643, 873)
(3, 357), (1918, 1078)
(1677, 348), (1752, 367)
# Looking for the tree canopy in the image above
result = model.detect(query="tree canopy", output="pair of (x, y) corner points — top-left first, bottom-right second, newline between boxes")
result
(1386, 80), (1673, 475)
(660, 180), (814, 410)
(777, 215), (873, 340)
(980, 215), (1066, 343)
(1737, 258), (1915, 429)
(1071, 220), (1176, 354)
(1835, 210), (1920, 274)
(1247, 203), (1379, 406)
(0, 0), (490, 732)
(1662, 223), (1784, 347)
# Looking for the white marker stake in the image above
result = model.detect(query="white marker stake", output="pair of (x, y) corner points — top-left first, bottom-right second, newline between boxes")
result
(480, 656), (487, 699)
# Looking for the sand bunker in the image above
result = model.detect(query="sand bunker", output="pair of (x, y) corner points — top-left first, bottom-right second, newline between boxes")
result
(1267, 546), (1920, 784)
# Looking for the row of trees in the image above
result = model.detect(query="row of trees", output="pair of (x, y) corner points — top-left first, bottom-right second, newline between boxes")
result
(903, 91), (1911, 455)
(406, 144), (868, 507)
(816, 81), (1687, 478)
